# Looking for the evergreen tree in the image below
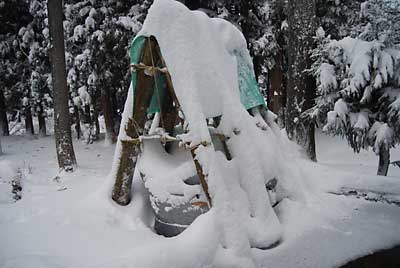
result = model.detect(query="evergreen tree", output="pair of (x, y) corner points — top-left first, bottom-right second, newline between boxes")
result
(316, 0), (363, 40)
(64, 0), (149, 144)
(20, 0), (52, 136)
(0, 0), (33, 136)
(312, 1), (400, 175)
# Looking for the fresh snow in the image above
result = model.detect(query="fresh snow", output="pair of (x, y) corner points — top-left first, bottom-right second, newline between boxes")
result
(0, 132), (400, 268)
(107, 1), (400, 266)
(1, 0), (400, 267)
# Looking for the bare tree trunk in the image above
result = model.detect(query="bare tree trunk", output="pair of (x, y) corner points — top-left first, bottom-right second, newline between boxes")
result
(286, 0), (317, 161)
(73, 106), (81, 139)
(267, 0), (287, 126)
(268, 50), (284, 115)
(82, 104), (91, 125)
(377, 146), (390, 176)
(93, 108), (100, 139)
(111, 90), (119, 133)
(38, 104), (46, 137)
(24, 106), (34, 135)
(81, 104), (92, 144)
(307, 122), (317, 162)
(101, 89), (116, 144)
(48, 0), (77, 171)
(0, 91), (9, 136)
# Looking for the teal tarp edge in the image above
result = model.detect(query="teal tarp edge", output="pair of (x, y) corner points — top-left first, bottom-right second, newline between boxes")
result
(130, 35), (266, 116)
(130, 35), (146, 109)
(130, 35), (165, 114)
(235, 50), (266, 110)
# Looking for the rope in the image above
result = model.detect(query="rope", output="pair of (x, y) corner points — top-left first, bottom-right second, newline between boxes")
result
(151, 42), (185, 128)
(130, 117), (141, 138)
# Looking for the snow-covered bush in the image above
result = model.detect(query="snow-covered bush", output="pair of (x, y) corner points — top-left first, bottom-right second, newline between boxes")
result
(313, 32), (400, 174)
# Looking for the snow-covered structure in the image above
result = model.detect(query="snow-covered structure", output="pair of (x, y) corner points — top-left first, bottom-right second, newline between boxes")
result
(110, 0), (305, 265)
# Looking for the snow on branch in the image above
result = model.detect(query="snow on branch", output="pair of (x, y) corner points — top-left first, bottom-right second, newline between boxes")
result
(313, 35), (400, 153)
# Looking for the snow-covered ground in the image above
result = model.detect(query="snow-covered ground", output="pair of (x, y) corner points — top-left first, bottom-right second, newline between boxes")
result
(0, 132), (399, 268)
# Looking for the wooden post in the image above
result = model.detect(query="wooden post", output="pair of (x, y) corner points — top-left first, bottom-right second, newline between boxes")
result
(190, 148), (212, 208)
(112, 37), (159, 205)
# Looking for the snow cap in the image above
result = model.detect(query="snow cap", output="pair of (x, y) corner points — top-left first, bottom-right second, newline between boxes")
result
(135, 0), (263, 142)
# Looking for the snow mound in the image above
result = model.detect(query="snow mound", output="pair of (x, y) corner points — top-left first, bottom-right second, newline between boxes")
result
(119, 0), (309, 265)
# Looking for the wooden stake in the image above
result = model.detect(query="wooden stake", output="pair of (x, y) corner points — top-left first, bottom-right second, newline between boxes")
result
(190, 147), (212, 208)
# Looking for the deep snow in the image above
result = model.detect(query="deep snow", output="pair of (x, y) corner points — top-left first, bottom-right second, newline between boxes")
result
(0, 132), (400, 268)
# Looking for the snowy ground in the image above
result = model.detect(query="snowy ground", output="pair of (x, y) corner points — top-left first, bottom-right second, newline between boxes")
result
(0, 132), (400, 268)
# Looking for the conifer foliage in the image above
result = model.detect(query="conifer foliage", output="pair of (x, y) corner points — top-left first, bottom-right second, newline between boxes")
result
(313, 1), (400, 175)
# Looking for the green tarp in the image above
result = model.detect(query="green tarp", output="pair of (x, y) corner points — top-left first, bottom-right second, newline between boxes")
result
(130, 35), (265, 115)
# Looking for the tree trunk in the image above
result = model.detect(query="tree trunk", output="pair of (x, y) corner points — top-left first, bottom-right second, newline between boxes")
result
(111, 90), (119, 134)
(93, 108), (100, 139)
(0, 134), (2, 155)
(101, 90), (116, 144)
(48, 0), (77, 171)
(38, 104), (46, 137)
(268, 51), (284, 115)
(74, 106), (81, 139)
(307, 122), (317, 162)
(24, 106), (34, 135)
(112, 37), (158, 205)
(286, 0), (317, 161)
(81, 104), (92, 144)
(82, 104), (91, 125)
(377, 146), (390, 176)
(0, 92), (9, 136)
